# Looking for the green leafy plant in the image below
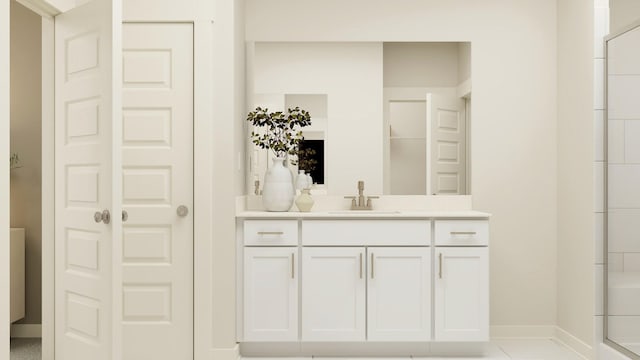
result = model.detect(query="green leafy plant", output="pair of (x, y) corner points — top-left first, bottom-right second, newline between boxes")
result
(297, 146), (317, 173)
(9, 153), (21, 170)
(247, 106), (312, 158)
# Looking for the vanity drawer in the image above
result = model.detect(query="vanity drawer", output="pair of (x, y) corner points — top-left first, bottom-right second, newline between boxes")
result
(435, 220), (489, 246)
(244, 220), (299, 246)
(302, 220), (430, 246)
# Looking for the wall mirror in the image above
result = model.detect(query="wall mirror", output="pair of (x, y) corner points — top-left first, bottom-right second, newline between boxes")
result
(246, 42), (472, 196)
(606, 20), (640, 359)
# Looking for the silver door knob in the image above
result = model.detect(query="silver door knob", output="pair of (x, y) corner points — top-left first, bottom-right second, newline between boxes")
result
(122, 210), (129, 222)
(94, 209), (111, 224)
(177, 205), (189, 217)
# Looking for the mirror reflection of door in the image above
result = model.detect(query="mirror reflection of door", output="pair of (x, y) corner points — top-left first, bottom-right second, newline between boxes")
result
(387, 94), (467, 195)
(383, 42), (471, 196)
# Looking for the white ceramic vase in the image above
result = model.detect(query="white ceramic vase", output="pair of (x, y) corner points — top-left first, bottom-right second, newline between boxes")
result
(295, 189), (314, 212)
(262, 157), (295, 211)
(295, 170), (309, 190)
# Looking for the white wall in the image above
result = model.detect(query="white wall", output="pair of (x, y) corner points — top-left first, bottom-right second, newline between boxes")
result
(253, 42), (383, 195)
(10, 1), (42, 326)
(557, 0), (595, 352)
(246, 0), (559, 332)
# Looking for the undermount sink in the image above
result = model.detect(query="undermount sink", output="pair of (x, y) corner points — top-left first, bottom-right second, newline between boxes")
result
(327, 210), (402, 215)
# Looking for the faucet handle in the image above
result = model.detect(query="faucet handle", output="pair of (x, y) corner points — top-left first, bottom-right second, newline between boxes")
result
(366, 196), (379, 209)
(344, 196), (357, 209)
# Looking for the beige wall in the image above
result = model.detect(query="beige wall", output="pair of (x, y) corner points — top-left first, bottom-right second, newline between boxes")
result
(557, 0), (595, 347)
(458, 42), (472, 84)
(610, 0), (640, 34)
(383, 42), (460, 87)
(246, 0), (559, 330)
(10, 1), (41, 325)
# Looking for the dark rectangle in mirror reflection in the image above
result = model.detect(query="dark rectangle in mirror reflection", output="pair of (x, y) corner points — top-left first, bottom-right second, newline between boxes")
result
(299, 139), (324, 185)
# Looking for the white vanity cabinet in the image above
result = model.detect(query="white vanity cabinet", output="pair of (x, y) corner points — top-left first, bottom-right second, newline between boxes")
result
(367, 247), (431, 341)
(242, 219), (299, 341)
(434, 220), (490, 342)
(243, 247), (298, 341)
(237, 213), (490, 355)
(301, 247), (366, 341)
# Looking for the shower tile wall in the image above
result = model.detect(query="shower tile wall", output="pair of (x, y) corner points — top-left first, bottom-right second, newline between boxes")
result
(607, 26), (640, 274)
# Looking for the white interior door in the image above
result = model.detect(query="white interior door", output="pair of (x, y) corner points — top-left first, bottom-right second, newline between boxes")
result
(121, 23), (194, 360)
(54, 1), (121, 359)
(427, 94), (466, 195)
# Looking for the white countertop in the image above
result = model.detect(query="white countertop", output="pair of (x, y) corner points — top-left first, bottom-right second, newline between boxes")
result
(236, 210), (491, 219)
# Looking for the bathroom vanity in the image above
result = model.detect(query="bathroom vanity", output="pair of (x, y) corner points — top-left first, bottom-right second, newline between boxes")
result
(236, 210), (490, 356)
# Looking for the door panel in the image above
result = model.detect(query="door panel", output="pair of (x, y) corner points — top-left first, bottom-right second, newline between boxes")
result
(367, 247), (431, 341)
(301, 247), (366, 341)
(54, 1), (120, 359)
(121, 23), (194, 360)
(244, 247), (298, 341)
(428, 94), (466, 195)
(434, 247), (489, 342)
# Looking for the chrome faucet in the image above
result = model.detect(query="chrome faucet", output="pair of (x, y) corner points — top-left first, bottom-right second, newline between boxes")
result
(344, 180), (379, 210)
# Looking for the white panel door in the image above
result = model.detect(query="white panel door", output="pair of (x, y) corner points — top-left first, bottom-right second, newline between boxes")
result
(367, 247), (431, 341)
(427, 94), (466, 195)
(435, 247), (489, 342)
(302, 247), (366, 341)
(121, 23), (193, 360)
(54, 1), (121, 359)
(244, 247), (298, 341)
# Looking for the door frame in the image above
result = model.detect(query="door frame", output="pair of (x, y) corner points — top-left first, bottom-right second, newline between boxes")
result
(3, 1), (214, 358)
(1, 0), (11, 359)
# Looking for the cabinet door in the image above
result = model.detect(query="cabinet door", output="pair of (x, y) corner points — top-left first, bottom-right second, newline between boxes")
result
(244, 247), (298, 341)
(434, 247), (489, 342)
(302, 247), (366, 341)
(368, 247), (431, 341)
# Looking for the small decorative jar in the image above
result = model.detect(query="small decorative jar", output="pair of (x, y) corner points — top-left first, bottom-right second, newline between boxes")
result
(295, 189), (314, 212)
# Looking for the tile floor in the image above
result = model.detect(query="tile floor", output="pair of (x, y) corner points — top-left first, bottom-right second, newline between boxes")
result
(7, 338), (588, 360)
(244, 339), (588, 360)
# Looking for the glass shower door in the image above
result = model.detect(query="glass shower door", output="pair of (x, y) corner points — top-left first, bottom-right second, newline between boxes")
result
(606, 20), (640, 359)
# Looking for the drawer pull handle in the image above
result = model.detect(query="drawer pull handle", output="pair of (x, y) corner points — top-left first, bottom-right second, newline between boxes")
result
(450, 231), (476, 235)
(291, 253), (295, 279)
(359, 253), (363, 278)
(257, 231), (284, 235)
(439, 253), (443, 279)
(371, 253), (375, 279)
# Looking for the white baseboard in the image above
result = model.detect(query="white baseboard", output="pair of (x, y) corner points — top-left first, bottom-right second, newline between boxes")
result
(555, 326), (593, 360)
(490, 325), (556, 339)
(209, 344), (240, 360)
(10, 324), (42, 338)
